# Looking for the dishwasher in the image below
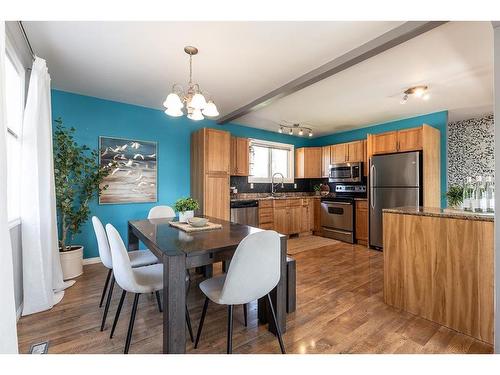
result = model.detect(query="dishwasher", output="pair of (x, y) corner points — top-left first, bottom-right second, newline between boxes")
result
(230, 199), (259, 227)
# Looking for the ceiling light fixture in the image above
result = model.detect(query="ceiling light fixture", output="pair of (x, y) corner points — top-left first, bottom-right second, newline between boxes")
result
(163, 46), (219, 121)
(400, 85), (429, 105)
(277, 122), (313, 137)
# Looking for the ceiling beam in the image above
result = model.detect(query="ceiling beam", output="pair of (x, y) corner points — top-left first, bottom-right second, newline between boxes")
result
(217, 21), (447, 124)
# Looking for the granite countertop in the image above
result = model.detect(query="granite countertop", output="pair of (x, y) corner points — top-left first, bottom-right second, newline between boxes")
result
(383, 206), (494, 222)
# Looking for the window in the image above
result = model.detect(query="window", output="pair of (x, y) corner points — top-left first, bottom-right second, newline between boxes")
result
(5, 45), (25, 223)
(248, 139), (294, 183)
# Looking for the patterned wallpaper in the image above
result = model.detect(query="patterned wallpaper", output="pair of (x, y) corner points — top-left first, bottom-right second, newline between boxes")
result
(447, 113), (494, 187)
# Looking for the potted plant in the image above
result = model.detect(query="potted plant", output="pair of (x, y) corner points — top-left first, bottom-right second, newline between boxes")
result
(174, 197), (200, 223)
(53, 118), (114, 280)
(444, 185), (464, 210)
(313, 184), (321, 196)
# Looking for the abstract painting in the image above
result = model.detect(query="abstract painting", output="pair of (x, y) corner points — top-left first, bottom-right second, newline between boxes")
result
(98, 136), (157, 204)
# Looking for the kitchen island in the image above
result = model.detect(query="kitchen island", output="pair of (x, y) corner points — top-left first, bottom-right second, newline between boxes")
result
(383, 207), (494, 344)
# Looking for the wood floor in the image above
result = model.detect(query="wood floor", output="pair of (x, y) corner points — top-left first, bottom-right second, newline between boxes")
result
(16, 239), (493, 354)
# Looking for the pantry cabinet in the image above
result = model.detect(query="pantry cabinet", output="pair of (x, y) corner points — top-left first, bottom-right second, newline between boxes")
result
(295, 147), (322, 178)
(230, 136), (249, 176)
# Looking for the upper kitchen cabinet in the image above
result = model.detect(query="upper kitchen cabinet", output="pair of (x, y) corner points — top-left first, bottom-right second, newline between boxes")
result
(346, 140), (364, 162)
(295, 147), (322, 178)
(230, 136), (249, 176)
(191, 128), (231, 220)
(321, 145), (331, 177)
(330, 143), (347, 163)
(205, 128), (231, 174)
(368, 126), (423, 156)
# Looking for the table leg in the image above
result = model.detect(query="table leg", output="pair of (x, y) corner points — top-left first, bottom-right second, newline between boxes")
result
(163, 254), (186, 354)
(266, 235), (287, 335)
(127, 223), (139, 251)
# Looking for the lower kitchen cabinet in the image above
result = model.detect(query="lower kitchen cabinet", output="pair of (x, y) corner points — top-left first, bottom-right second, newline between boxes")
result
(258, 198), (317, 235)
(273, 205), (288, 234)
(355, 199), (368, 245)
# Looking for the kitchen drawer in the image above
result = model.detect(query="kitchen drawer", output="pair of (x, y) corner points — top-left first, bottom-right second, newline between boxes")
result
(301, 198), (310, 206)
(259, 222), (274, 230)
(259, 199), (273, 208)
(259, 208), (273, 224)
(274, 200), (288, 209)
(287, 199), (302, 207)
(355, 199), (368, 210)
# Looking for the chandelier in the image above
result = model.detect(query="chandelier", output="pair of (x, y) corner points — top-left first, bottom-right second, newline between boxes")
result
(278, 122), (313, 137)
(163, 46), (219, 120)
(400, 85), (430, 104)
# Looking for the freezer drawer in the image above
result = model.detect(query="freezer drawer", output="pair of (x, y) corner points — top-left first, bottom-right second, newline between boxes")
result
(322, 227), (354, 243)
(369, 187), (420, 248)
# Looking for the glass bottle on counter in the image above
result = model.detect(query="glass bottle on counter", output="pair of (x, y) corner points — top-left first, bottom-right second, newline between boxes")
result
(485, 176), (495, 213)
(473, 176), (485, 213)
(463, 177), (474, 211)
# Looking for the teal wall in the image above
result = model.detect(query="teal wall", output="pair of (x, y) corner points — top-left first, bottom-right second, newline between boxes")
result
(310, 111), (449, 207)
(52, 88), (448, 258)
(51, 90), (310, 259)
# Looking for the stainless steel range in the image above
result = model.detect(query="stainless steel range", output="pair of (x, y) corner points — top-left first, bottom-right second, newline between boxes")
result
(321, 184), (366, 243)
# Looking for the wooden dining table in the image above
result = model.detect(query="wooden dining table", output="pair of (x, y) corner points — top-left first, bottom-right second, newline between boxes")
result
(127, 216), (287, 354)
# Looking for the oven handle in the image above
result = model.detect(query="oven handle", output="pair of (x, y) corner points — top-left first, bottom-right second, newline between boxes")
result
(322, 201), (352, 206)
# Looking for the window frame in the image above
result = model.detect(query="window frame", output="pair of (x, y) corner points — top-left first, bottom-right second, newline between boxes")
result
(248, 138), (295, 184)
(5, 36), (26, 225)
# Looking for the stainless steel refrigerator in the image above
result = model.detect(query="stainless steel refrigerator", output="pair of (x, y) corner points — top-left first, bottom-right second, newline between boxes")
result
(369, 151), (422, 249)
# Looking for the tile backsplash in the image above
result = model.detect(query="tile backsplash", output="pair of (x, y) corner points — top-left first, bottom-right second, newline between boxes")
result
(230, 176), (327, 194)
(447, 113), (494, 187)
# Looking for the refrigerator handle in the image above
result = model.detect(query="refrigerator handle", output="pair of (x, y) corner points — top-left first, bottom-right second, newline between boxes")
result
(370, 164), (376, 209)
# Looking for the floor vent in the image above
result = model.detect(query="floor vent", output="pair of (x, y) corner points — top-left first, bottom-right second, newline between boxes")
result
(29, 341), (49, 354)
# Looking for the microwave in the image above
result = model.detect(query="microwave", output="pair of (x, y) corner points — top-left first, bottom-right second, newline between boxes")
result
(328, 162), (363, 183)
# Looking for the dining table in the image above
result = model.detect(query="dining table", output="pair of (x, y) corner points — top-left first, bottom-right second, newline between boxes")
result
(127, 216), (287, 354)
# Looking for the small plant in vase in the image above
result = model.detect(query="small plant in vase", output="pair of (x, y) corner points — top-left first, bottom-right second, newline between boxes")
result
(174, 197), (200, 222)
(313, 184), (321, 196)
(444, 185), (464, 210)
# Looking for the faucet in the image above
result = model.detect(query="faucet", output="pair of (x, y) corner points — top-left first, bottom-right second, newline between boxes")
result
(271, 172), (285, 196)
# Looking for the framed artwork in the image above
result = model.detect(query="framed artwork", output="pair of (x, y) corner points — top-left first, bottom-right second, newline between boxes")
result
(98, 136), (157, 204)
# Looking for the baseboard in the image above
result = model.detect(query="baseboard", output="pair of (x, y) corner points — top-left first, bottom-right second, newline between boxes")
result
(82, 256), (101, 265)
(16, 303), (23, 321)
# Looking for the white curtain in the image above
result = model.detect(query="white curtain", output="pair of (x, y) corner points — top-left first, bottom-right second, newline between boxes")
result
(0, 21), (19, 353)
(21, 56), (73, 316)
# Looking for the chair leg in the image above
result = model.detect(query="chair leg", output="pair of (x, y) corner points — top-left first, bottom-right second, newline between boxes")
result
(100, 275), (115, 331)
(227, 305), (234, 354)
(155, 291), (162, 313)
(99, 269), (112, 308)
(110, 290), (126, 339)
(185, 304), (194, 343)
(266, 294), (286, 354)
(243, 304), (248, 327)
(124, 293), (140, 354)
(194, 297), (209, 349)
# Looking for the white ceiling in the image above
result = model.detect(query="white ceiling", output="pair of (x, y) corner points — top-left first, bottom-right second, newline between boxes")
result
(23, 21), (493, 137)
(238, 21), (494, 136)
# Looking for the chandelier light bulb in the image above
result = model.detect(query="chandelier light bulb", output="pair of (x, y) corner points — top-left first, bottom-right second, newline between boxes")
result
(308, 131), (313, 137)
(187, 108), (204, 121)
(278, 127), (283, 133)
(164, 93), (183, 109)
(202, 101), (219, 117)
(289, 128), (293, 135)
(298, 129), (304, 136)
(189, 93), (208, 110)
(414, 87), (425, 97)
(164, 107), (183, 117)
(422, 93), (430, 101)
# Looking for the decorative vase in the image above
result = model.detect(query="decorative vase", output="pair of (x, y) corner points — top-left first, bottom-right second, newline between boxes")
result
(59, 245), (84, 280)
(178, 210), (194, 223)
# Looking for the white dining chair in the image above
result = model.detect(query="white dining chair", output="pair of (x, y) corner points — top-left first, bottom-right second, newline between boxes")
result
(105, 223), (194, 353)
(148, 205), (175, 219)
(194, 230), (286, 354)
(92, 216), (158, 331)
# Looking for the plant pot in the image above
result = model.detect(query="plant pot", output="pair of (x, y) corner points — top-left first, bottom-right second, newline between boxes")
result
(178, 210), (194, 223)
(60, 246), (84, 280)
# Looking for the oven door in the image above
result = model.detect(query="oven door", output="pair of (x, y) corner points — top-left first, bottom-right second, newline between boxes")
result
(320, 201), (353, 232)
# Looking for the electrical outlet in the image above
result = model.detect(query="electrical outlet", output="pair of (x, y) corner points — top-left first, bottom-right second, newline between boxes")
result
(250, 183), (254, 189)
(294, 183), (297, 189)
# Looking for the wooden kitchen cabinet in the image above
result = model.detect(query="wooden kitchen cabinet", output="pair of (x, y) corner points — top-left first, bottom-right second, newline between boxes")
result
(330, 143), (347, 164)
(288, 206), (302, 234)
(313, 198), (322, 235)
(397, 127), (422, 152)
(295, 147), (322, 178)
(347, 140), (364, 162)
(370, 131), (399, 155)
(230, 136), (249, 176)
(355, 199), (368, 246)
(273, 206), (288, 234)
(191, 128), (231, 221)
(321, 145), (331, 177)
